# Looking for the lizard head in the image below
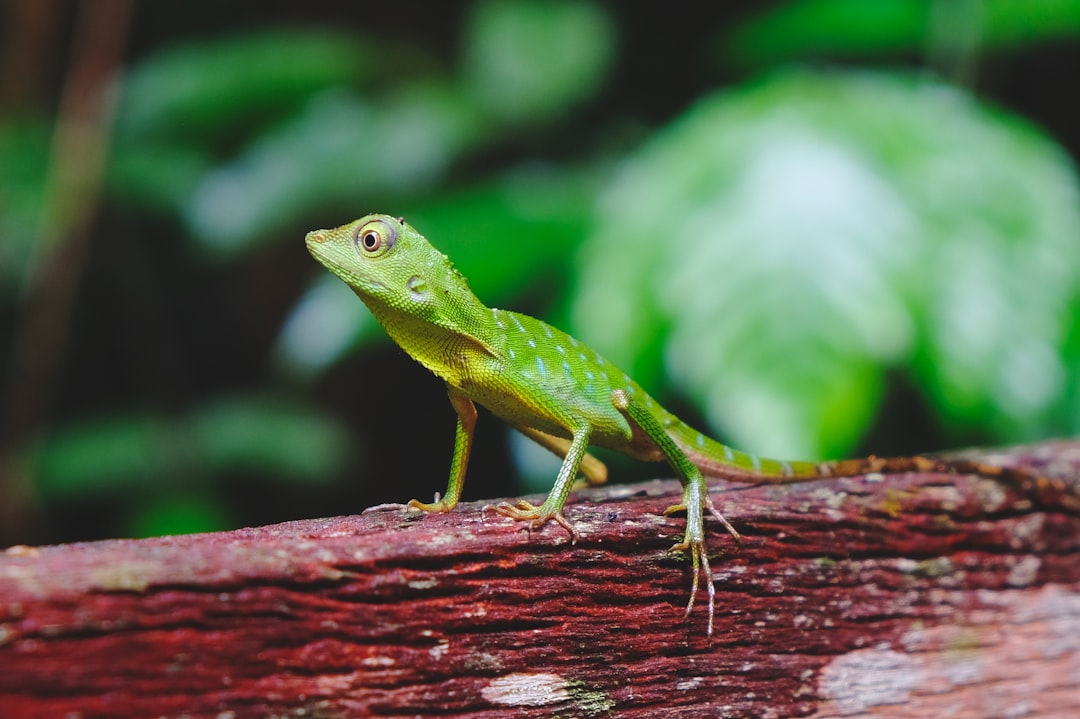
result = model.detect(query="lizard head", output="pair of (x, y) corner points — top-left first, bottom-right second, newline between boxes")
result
(305, 213), (479, 322)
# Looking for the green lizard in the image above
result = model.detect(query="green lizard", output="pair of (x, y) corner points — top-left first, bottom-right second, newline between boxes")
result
(306, 213), (1062, 638)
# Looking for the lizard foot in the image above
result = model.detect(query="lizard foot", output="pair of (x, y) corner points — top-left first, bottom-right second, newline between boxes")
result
(669, 494), (743, 641)
(663, 496), (742, 545)
(670, 535), (714, 638)
(407, 495), (453, 513)
(661, 502), (686, 516)
(496, 500), (581, 543)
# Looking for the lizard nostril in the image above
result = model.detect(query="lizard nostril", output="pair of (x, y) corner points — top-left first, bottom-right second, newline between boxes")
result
(306, 231), (326, 244)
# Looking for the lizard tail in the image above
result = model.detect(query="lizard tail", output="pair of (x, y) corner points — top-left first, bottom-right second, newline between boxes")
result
(674, 421), (1079, 513)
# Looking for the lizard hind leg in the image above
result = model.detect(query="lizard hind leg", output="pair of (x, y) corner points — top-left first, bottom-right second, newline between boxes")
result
(512, 423), (609, 488)
(611, 389), (739, 640)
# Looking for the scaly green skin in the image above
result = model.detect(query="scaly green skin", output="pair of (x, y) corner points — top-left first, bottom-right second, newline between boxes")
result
(306, 213), (1048, 639)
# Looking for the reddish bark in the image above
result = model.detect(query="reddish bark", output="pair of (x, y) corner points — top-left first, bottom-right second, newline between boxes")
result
(2, 440), (1079, 718)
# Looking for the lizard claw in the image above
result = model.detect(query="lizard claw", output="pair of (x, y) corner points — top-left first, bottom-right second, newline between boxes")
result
(670, 536), (715, 639)
(668, 493), (742, 642)
(495, 498), (541, 520)
(704, 494), (742, 549)
(496, 500), (581, 543)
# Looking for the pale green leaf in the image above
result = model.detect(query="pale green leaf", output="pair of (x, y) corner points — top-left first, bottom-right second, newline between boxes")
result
(184, 84), (485, 256)
(115, 30), (369, 141)
(462, 0), (615, 125)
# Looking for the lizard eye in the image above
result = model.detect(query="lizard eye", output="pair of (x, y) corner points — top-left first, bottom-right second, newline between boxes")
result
(354, 219), (397, 256)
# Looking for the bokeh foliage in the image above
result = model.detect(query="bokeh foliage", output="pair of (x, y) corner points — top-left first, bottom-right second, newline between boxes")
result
(1, 0), (1078, 543)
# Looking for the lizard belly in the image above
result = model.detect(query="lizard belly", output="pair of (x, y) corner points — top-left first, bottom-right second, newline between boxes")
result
(451, 309), (668, 460)
(456, 364), (631, 446)
(456, 364), (669, 463)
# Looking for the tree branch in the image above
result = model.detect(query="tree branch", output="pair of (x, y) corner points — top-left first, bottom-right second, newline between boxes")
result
(2, 440), (1079, 718)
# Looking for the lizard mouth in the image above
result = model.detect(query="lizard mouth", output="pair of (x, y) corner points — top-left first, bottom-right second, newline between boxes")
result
(304, 234), (388, 295)
(304, 233), (334, 268)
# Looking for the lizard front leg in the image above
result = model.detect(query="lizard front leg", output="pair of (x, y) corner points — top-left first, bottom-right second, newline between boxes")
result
(496, 424), (592, 542)
(611, 389), (739, 640)
(408, 386), (477, 513)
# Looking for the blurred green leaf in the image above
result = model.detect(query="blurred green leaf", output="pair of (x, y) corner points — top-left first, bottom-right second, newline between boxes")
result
(190, 395), (352, 482)
(115, 30), (369, 143)
(112, 11), (613, 257)
(723, 0), (1080, 68)
(725, 0), (927, 68)
(276, 274), (381, 377)
(33, 414), (172, 496)
(574, 70), (1080, 459)
(127, 491), (233, 538)
(0, 119), (51, 293)
(462, 0), (615, 125)
(32, 394), (351, 498)
(982, 0), (1080, 46)
(400, 164), (597, 300)
(1065, 314), (1080, 434)
(109, 31), (372, 217)
(185, 83), (485, 256)
(108, 142), (212, 214)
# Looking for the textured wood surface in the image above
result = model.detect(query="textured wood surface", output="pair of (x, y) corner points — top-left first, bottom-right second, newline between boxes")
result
(2, 440), (1079, 718)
